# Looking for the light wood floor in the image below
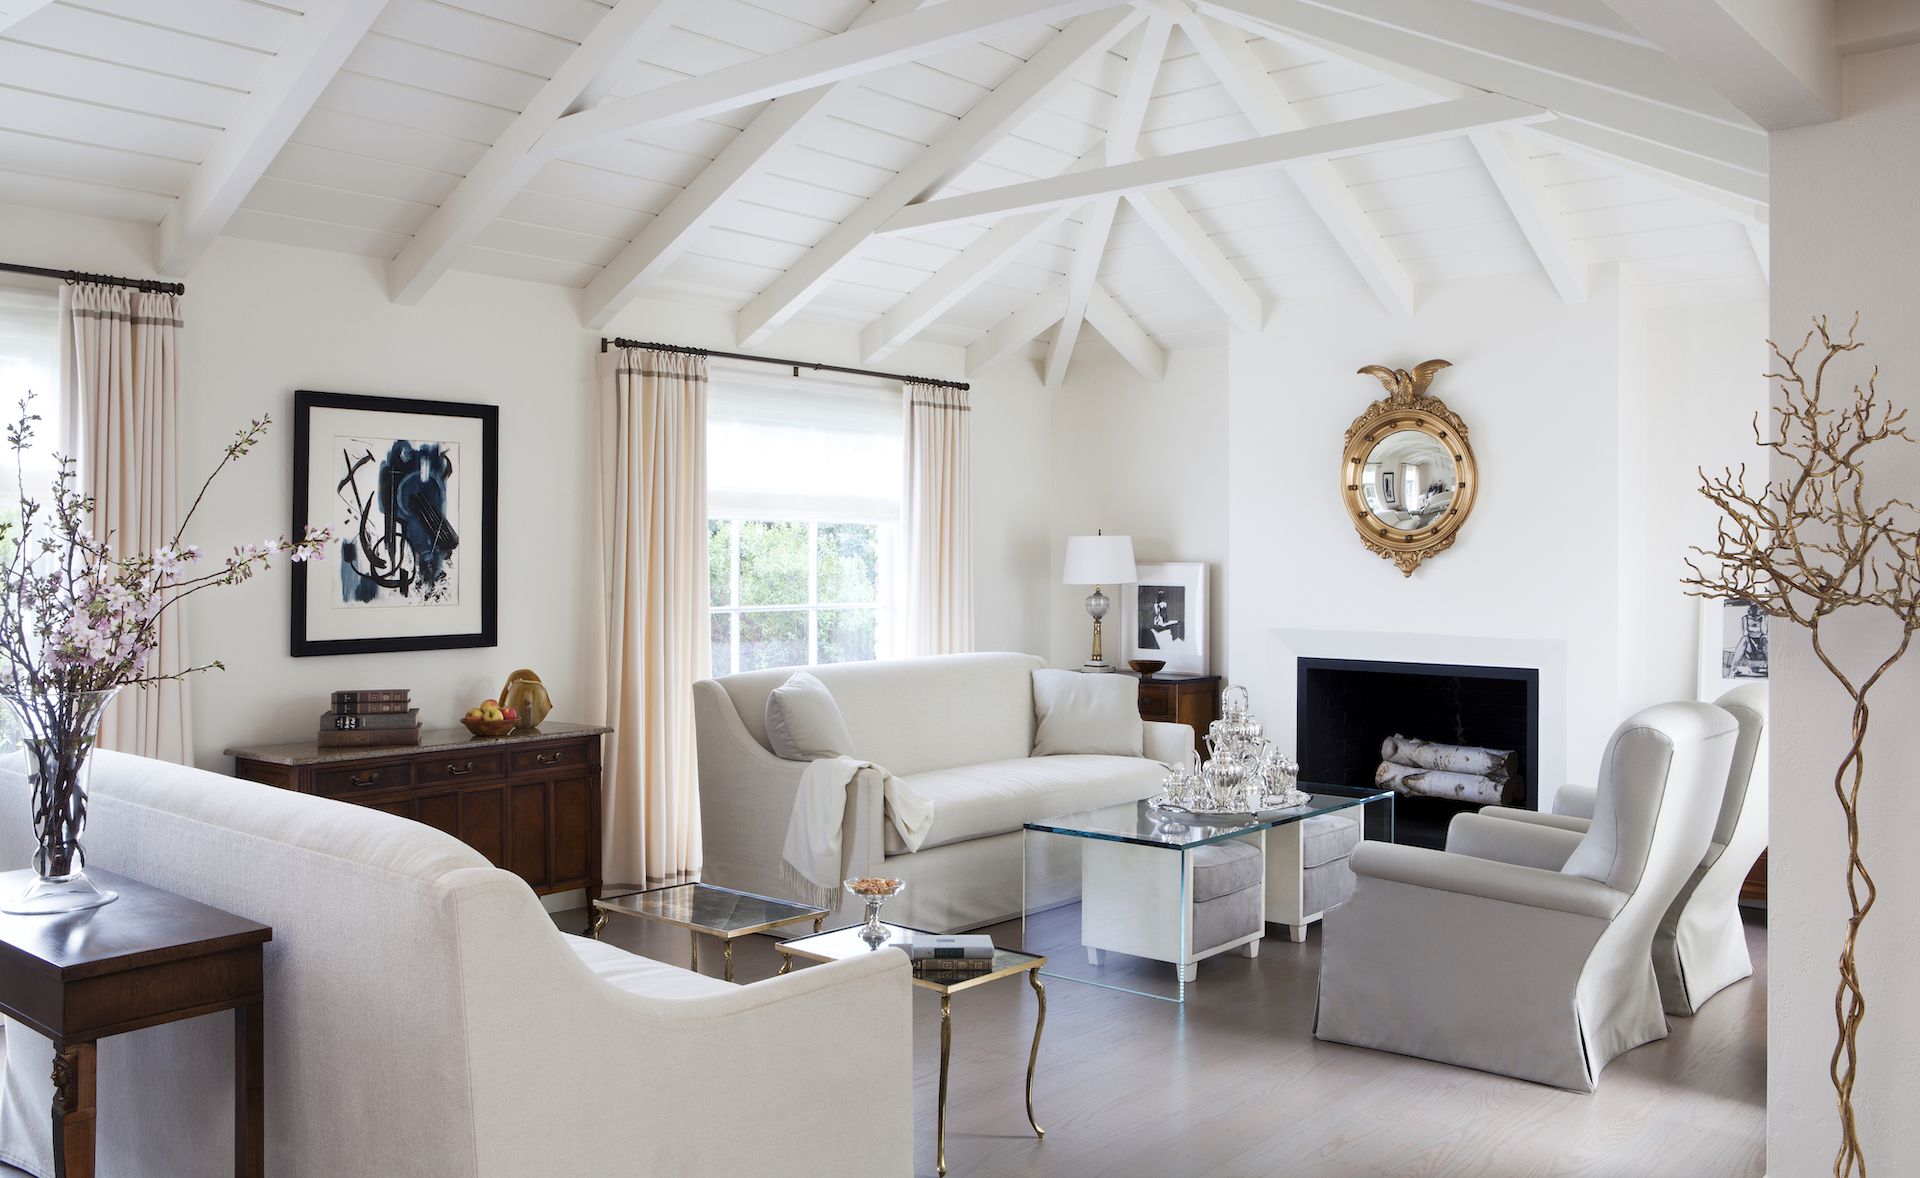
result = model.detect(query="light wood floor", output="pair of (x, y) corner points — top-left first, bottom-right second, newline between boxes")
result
(576, 908), (1768, 1178)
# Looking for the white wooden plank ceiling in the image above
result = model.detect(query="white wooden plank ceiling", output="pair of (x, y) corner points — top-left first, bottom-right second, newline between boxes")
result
(0, 0), (1779, 376)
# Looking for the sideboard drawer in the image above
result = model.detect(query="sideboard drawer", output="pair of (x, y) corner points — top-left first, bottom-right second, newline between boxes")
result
(418, 752), (505, 786)
(316, 761), (414, 796)
(1137, 683), (1175, 721)
(510, 742), (589, 776)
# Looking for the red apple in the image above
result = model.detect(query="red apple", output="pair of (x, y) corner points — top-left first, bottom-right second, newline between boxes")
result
(501, 707), (518, 722)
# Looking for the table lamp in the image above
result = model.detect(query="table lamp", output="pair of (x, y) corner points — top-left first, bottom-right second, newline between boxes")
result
(1062, 532), (1136, 672)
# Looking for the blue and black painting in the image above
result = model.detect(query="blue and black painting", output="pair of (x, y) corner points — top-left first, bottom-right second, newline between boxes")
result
(335, 438), (460, 606)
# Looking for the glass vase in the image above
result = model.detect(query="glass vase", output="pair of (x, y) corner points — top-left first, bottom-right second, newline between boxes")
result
(4, 687), (120, 915)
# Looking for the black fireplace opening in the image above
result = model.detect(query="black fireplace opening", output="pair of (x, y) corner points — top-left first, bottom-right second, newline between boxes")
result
(1297, 657), (1540, 850)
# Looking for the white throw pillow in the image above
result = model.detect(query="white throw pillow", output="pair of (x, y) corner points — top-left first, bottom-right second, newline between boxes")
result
(766, 672), (856, 761)
(1031, 668), (1144, 757)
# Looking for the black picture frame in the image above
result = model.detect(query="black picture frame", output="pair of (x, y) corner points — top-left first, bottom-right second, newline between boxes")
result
(290, 390), (499, 657)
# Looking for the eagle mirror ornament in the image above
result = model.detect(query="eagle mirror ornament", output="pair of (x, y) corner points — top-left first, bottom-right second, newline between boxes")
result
(1341, 359), (1478, 576)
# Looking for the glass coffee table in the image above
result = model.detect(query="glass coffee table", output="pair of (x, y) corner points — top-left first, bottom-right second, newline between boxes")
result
(591, 882), (827, 983)
(775, 922), (1045, 1177)
(1023, 783), (1393, 1003)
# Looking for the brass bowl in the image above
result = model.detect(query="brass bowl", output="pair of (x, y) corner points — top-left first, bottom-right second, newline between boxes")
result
(462, 715), (517, 738)
(1128, 659), (1167, 677)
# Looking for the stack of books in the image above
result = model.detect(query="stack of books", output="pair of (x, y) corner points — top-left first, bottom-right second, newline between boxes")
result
(907, 932), (997, 978)
(318, 689), (421, 749)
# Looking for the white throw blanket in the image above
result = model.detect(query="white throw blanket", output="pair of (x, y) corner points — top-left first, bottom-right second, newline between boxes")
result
(781, 756), (935, 909)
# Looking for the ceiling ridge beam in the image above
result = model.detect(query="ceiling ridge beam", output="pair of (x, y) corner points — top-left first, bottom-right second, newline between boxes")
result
(1047, 12), (1169, 385)
(584, 0), (928, 330)
(389, 0), (693, 306)
(1467, 128), (1587, 302)
(967, 282), (1066, 374)
(1196, 0), (1767, 177)
(1173, 7), (1409, 316)
(737, 6), (1145, 346)
(882, 91), (1547, 233)
(538, 0), (1130, 160)
(156, 0), (389, 276)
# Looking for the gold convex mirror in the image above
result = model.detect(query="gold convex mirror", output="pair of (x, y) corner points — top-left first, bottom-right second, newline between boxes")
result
(1341, 359), (1478, 576)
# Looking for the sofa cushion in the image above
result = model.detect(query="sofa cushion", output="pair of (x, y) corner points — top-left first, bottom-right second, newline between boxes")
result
(1190, 840), (1263, 902)
(765, 672), (856, 761)
(1030, 669), (1143, 757)
(886, 755), (1167, 854)
(1302, 814), (1363, 869)
(564, 933), (735, 998)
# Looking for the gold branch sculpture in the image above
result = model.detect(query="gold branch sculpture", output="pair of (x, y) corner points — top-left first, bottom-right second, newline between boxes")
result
(1684, 314), (1920, 1178)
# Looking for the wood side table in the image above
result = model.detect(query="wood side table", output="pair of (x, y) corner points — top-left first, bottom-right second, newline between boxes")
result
(1133, 673), (1221, 759)
(0, 868), (271, 1178)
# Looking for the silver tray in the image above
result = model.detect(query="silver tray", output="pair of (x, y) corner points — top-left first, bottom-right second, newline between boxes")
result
(1146, 791), (1311, 821)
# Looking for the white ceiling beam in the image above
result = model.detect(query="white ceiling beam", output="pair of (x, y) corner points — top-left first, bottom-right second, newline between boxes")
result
(1125, 188), (1262, 333)
(1173, 8), (1410, 315)
(1085, 283), (1166, 378)
(1047, 14), (1168, 385)
(0, 1), (55, 34)
(738, 7), (1144, 346)
(1531, 117), (1768, 205)
(1837, 0), (1920, 56)
(585, 0), (926, 330)
(1197, 0), (1767, 177)
(1467, 128), (1587, 302)
(1600, 0), (1838, 129)
(156, 0), (388, 276)
(390, 0), (691, 306)
(1522, 122), (1767, 232)
(539, 0), (1128, 159)
(966, 284), (1066, 374)
(883, 92), (1547, 232)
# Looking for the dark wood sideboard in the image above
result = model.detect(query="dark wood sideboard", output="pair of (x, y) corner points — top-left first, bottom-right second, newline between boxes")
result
(1133, 673), (1221, 759)
(228, 722), (608, 911)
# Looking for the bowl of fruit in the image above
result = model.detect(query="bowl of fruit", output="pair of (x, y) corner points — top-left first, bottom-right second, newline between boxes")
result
(462, 699), (519, 738)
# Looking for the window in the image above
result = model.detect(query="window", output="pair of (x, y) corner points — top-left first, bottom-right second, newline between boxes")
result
(0, 285), (61, 542)
(707, 370), (901, 674)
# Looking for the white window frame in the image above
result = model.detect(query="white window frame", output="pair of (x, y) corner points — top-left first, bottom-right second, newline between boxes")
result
(708, 517), (893, 675)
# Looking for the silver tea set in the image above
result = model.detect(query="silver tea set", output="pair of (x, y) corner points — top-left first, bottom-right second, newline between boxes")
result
(1153, 686), (1308, 815)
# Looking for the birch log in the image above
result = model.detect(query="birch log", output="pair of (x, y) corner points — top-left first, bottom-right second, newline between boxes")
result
(1380, 734), (1515, 779)
(1374, 762), (1509, 805)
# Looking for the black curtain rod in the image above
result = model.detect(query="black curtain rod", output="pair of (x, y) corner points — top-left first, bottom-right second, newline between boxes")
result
(0, 261), (184, 296)
(601, 337), (967, 392)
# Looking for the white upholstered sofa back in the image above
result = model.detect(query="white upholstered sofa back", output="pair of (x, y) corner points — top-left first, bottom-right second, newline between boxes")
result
(709, 651), (1043, 776)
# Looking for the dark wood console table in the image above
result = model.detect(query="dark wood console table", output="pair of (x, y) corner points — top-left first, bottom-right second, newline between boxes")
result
(227, 723), (608, 922)
(0, 868), (270, 1178)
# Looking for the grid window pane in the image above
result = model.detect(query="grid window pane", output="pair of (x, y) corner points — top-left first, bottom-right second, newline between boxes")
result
(817, 523), (878, 605)
(740, 609), (808, 671)
(818, 607), (877, 665)
(737, 520), (808, 607)
(710, 611), (733, 677)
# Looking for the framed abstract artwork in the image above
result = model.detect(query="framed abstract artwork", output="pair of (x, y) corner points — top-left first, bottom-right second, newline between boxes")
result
(290, 390), (498, 657)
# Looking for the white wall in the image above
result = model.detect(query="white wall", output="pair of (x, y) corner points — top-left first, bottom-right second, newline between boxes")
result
(1768, 40), (1920, 1176)
(0, 204), (1053, 769)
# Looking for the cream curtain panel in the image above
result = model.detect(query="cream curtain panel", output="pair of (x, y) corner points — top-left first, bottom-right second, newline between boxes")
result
(62, 283), (191, 763)
(901, 381), (972, 656)
(600, 345), (708, 882)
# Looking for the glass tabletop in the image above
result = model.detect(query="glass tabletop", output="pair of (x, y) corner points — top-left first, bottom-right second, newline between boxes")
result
(1024, 783), (1393, 850)
(594, 882), (826, 937)
(777, 922), (1043, 991)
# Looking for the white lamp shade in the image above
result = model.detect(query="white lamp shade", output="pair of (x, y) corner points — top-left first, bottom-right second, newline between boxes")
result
(1062, 534), (1137, 585)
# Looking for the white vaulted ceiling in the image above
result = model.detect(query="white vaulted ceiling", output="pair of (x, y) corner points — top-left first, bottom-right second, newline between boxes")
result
(0, 0), (1786, 379)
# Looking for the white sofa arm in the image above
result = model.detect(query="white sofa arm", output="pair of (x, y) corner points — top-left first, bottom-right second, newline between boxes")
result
(1143, 721), (1195, 766)
(1350, 842), (1627, 920)
(1553, 784), (1598, 820)
(1445, 812), (1583, 872)
(1477, 805), (1592, 834)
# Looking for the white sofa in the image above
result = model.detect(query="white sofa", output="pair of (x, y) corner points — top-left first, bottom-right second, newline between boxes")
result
(695, 653), (1192, 931)
(0, 750), (911, 1178)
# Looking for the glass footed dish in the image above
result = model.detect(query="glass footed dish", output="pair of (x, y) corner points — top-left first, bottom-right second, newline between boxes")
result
(845, 876), (905, 948)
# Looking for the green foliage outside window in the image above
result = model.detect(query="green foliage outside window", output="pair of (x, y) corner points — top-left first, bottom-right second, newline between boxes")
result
(709, 517), (883, 674)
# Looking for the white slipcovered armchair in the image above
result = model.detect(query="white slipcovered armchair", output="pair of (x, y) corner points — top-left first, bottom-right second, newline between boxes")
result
(1314, 701), (1737, 1091)
(1479, 683), (1767, 1015)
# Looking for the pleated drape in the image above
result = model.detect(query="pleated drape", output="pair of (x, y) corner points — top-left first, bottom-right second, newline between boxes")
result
(62, 283), (192, 763)
(901, 381), (973, 656)
(599, 346), (708, 883)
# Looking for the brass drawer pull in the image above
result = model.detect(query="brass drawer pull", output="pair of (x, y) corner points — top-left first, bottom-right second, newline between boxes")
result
(446, 761), (475, 777)
(536, 752), (562, 766)
(349, 771), (381, 788)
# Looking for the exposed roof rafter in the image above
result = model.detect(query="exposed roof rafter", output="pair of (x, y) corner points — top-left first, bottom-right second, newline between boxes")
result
(1467, 128), (1588, 302)
(967, 283), (1067, 374)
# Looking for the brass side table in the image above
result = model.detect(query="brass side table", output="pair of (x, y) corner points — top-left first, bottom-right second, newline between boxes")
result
(591, 882), (825, 982)
(775, 922), (1046, 1177)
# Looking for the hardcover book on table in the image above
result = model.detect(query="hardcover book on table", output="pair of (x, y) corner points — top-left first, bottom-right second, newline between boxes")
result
(908, 933), (995, 961)
(321, 709), (420, 731)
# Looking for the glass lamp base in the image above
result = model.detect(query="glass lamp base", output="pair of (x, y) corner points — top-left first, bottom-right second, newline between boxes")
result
(5, 870), (117, 915)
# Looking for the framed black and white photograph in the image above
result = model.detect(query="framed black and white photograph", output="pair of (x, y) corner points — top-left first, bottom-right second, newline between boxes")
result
(1697, 597), (1768, 697)
(1123, 562), (1210, 675)
(291, 390), (498, 657)
(1379, 470), (1397, 506)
